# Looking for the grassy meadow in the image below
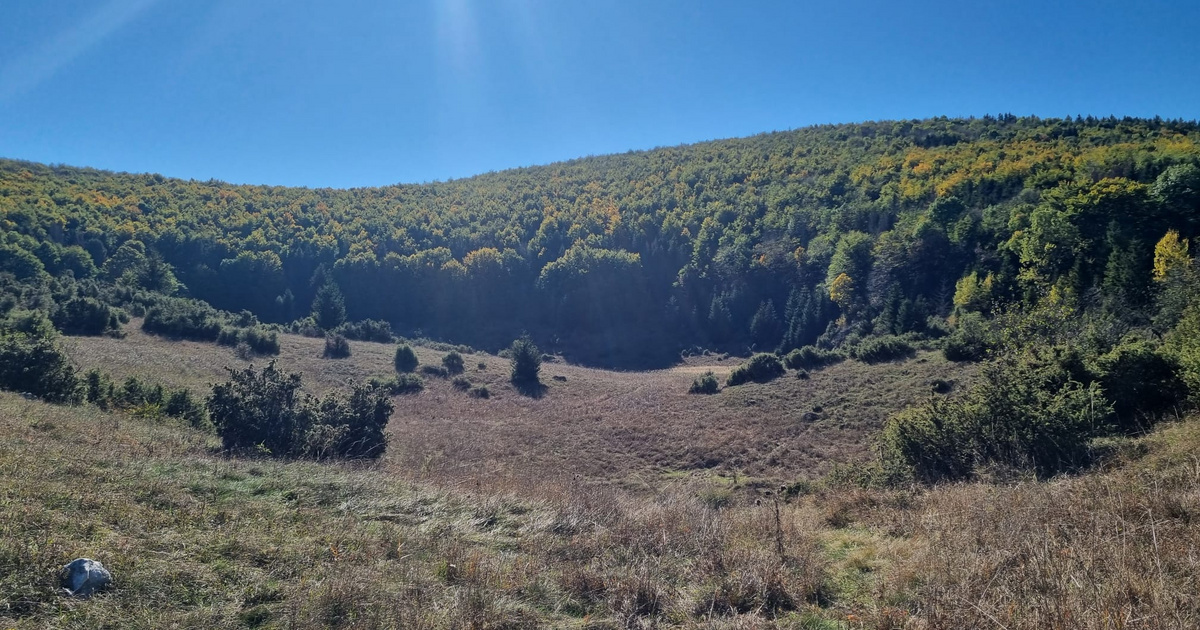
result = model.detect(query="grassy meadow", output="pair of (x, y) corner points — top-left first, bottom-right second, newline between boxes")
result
(1, 329), (1197, 628)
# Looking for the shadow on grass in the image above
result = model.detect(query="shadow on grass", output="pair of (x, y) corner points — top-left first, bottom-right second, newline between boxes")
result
(513, 379), (547, 399)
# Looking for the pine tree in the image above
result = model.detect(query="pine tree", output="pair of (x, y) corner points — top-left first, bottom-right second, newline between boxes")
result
(312, 281), (346, 330)
(749, 300), (782, 350)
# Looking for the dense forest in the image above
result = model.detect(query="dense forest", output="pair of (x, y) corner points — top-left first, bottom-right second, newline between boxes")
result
(2, 115), (1199, 366)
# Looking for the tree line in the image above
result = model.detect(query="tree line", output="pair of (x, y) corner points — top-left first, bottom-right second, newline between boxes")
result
(1, 115), (1198, 366)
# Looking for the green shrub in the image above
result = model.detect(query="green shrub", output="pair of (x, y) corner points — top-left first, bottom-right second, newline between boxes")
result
(394, 344), (418, 373)
(217, 327), (240, 346)
(85, 369), (114, 409)
(0, 328), (81, 403)
(1089, 337), (1185, 430)
(688, 371), (720, 394)
(849, 335), (914, 364)
(943, 312), (994, 362)
(164, 388), (207, 427)
(142, 297), (224, 341)
(51, 296), (120, 336)
(242, 327), (280, 356)
(420, 364), (449, 378)
(468, 385), (490, 399)
(510, 335), (542, 385)
(323, 333), (351, 358)
(452, 376), (471, 391)
(881, 351), (1114, 483)
(334, 319), (394, 343)
(368, 373), (424, 395)
(783, 346), (844, 371)
(207, 361), (392, 459)
(726, 353), (785, 386)
(442, 351), (465, 374)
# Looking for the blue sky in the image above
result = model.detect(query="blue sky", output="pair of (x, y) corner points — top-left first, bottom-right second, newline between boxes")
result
(1, 0), (1198, 188)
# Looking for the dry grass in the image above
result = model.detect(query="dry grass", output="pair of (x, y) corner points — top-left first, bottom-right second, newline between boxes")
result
(0, 392), (831, 628)
(36, 328), (1200, 627)
(2, 391), (1198, 627)
(67, 325), (970, 491)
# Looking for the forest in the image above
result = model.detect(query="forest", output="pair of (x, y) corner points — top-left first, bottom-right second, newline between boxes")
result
(1, 115), (1199, 367)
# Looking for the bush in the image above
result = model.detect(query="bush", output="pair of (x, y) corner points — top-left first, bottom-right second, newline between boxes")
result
(217, 327), (240, 346)
(442, 350), (464, 374)
(943, 312), (994, 362)
(1089, 337), (1185, 430)
(394, 344), (418, 373)
(85, 369), (115, 409)
(323, 333), (351, 358)
(783, 346), (845, 371)
(688, 371), (720, 394)
(52, 296), (120, 336)
(242, 327), (280, 356)
(207, 361), (393, 459)
(368, 373), (424, 395)
(849, 335), (914, 364)
(420, 364), (449, 378)
(0, 328), (81, 403)
(142, 298), (223, 341)
(468, 385), (490, 399)
(881, 351), (1115, 483)
(726, 353), (786, 386)
(334, 319), (394, 343)
(452, 376), (471, 391)
(510, 335), (541, 385)
(164, 388), (207, 427)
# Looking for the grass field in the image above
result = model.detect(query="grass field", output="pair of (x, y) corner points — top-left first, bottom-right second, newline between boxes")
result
(3, 387), (1198, 628)
(1, 327), (1189, 627)
(66, 325), (971, 492)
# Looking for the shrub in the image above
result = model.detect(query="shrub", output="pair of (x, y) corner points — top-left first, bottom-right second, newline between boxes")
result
(305, 382), (393, 459)
(688, 371), (720, 394)
(334, 319), (394, 343)
(452, 376), (471, 391)
(420, 364), (449, 378)
(142, 297), (224, 341)
(85, 369), (115, 409)
(217, 327), (240, 346)
(242, 327), (280, 356)
(51, 296), (120, 336)
(394, 344), (418, 373)
(368, 373), (424, 395)
(1089, 337), (1185, 430)
(323, 333), (351, 359)
(943, 312), (994, 362)
(726, 353), (785, 386)
(468, 385), (490, 399)
(164, 388), (207, 427)
(849, 335), (914, 364)
(510, 335), (542, 385)
(881, 351), (1115, 483)
(783, 346), (845, 371)
(442, 351), (465, 374)
(0, 328), (81, 403)
(207, 361), (393, 459)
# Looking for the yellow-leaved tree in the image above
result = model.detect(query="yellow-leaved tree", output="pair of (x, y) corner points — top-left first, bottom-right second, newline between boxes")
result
(1154, 230), (1190, 282)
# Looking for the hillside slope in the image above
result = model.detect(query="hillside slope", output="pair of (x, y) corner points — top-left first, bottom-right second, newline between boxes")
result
(4, 115), (1198, 365)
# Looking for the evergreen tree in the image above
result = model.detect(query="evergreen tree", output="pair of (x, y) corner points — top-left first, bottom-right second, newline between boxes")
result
(510, 335), (542, 385)
(749, 300), (782, 349)
(312, 281), (347, 330)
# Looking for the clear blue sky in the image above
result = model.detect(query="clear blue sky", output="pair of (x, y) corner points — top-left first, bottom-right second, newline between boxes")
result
(1, 0), (1198, 188)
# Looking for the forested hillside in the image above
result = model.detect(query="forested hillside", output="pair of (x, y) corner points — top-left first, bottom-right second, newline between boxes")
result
(2, 115), (1199, 366)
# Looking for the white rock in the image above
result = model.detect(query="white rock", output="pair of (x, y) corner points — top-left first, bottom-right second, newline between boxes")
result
(61, 558), (111, 598)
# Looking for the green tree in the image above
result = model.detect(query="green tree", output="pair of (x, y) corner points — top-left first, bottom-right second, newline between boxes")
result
(509, 335), (541, 386)
(311, 280), (347, 330)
